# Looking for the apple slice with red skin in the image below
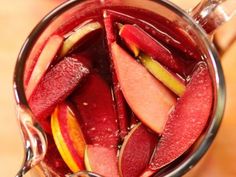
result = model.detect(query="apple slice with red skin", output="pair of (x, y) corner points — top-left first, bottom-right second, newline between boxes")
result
(105, 9), (200, 61)
(51, 102), (86, 172)
(111, 42), (176, 133)
(84, 145), (119, 177)
(28, 56), (89, 122)
(119, 24), (189, 75)
(120, 30), (186, 97)
(25, 35), (63, 99)
(142, 66), (213, 176)
(104, 12), (129, 139)
(119, 123), (157, 177)
(70, 72), (119, 148)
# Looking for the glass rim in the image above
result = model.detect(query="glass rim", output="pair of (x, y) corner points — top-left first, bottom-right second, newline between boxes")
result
(13, 0), (226, 176)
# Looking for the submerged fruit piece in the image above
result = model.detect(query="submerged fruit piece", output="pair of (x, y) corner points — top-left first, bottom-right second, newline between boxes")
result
(119, 24), (187, 74)
(119, 123), (157, 177)
(51, 103), (86, 172)
(139, 53), (186, 96)
(85, 145), (119, 177)
(26, 35), (63, 99)
(145, 66), (213, 174)
(111, 42), (176, 133)
(106, 9), (199, 61)
(104, 13), (129, 139)
(44, 135), (71, 176)
(70, 72), (119, 148)
(28, 57), (89, 120)
(60, 22), (102, 56)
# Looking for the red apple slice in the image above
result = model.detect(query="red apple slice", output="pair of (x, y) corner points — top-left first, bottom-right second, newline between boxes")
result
(144, 66), (213, 175)
(111, 42), (176, 133)
(51, 102), (86, 172)
(105, 9), (200, 61)
(25, 35), (63, 99)
(119, 24), (188, 74)
(70, 72), (119, 148)
(119, 123), (157, 177)
(84, 145), (119, 177)
(28, 56), (89, 121)
(103, 13), (129, 139)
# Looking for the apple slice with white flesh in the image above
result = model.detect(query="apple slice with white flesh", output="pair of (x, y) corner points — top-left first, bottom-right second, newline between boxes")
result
(51, 102), (86, 172)
(111, 42), (176, 133)
(25, 35), (63, 99)
(60, 22), (102, 57)
(84, 145), (119, 177)
(119, 26), (186, 97)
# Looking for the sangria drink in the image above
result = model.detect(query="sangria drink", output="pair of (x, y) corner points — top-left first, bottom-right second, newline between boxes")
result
(15, 0), (225, 177)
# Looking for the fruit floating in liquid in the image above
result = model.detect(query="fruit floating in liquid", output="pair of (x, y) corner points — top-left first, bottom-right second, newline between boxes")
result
(25, 5), (213, 177)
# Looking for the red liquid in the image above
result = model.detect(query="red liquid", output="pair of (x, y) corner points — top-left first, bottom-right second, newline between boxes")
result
(25, 5), (213, 177)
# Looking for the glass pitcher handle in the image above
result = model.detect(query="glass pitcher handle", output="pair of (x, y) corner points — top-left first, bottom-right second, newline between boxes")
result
(15, 105), (47, 177)
(190, 0), (236, 34)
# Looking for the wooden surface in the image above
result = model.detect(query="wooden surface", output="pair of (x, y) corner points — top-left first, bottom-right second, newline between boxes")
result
(0, 0), (235, 176)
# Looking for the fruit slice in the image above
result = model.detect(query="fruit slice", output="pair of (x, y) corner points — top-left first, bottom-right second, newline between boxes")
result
(144, 66), (213, 175)
(111, 42), (176, 133)
(139, 53), (186, 97)
(105, 9), (199, 61)
(104, 13), (129, 139)
(28, 56), (89, 121)
(119, 123), (157, 177)
(70, 72), (119, 148)
(85, 145), (119, 177)
(51, 102), (86, 172)
(60, 22), (102, 57)
(119, 24), (187, 74)
(26, 35), (63, 99)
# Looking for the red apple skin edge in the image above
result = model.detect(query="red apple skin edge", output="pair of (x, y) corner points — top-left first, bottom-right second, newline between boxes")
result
(141, 66), (213, 176)
(119, 123), (157, 177)
(111, 42), (176, 134)
(104, 12), (129, 139)
(28, 57), (89, 122)
(119, 24), (189, 75)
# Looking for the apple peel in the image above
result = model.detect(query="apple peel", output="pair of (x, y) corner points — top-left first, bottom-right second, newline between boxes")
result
(119, 24), (187, 74)
(119, 123), (157, 177)
(28, 57), (89, 121)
